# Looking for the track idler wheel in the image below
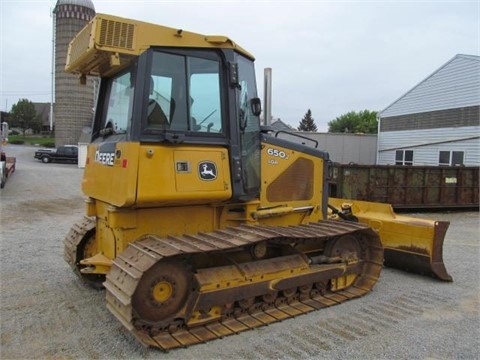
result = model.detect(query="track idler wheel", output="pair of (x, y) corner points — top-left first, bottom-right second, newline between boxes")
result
(325, 234), (363, 291)
(132, 260), (192, 325)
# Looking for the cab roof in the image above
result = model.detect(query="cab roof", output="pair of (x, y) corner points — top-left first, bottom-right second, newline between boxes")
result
(66, 13), (255, 77)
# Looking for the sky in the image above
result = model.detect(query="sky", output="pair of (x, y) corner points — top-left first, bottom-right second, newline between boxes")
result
(0, 0), (478, 132)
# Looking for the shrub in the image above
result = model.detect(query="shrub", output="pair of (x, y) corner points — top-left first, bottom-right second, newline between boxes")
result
(9, 140), (25, 145)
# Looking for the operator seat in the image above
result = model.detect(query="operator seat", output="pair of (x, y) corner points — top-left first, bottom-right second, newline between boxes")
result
(147, 99), (169, 126)
(147, 75), (171, 127)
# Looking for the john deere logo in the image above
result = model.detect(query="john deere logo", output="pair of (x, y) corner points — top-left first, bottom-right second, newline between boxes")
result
(199, 161), (217, 181)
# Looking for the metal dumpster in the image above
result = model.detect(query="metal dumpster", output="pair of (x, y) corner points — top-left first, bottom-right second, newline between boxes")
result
(329, 164), (479, 210)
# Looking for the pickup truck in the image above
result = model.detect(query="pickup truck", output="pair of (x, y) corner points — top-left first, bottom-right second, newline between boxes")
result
(34, 145), (78, 164)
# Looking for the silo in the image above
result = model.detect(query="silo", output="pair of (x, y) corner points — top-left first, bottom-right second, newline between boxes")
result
(53, 0), (96, 147)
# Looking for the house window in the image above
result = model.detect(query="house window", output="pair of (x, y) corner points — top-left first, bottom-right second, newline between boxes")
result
(452, 151), (464, 166)
(439, 151), (464, 166)
(395, 150), (413, 165)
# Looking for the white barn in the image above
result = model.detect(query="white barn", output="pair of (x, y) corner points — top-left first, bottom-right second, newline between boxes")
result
(377, 54), (480, 166)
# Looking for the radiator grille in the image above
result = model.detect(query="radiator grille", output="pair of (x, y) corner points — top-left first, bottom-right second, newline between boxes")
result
(98, 19), (135, 50)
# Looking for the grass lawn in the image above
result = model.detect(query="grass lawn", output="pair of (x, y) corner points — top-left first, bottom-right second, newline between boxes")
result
(8, 135), (55, 147)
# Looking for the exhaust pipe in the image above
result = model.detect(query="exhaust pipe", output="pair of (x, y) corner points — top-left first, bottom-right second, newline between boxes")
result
(263, 68), (272, 126)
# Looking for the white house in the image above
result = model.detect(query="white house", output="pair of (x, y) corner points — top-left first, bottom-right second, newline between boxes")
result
(377, 54), (480, 166)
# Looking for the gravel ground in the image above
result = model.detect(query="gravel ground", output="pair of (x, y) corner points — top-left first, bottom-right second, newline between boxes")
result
(1, 144), (479, 360)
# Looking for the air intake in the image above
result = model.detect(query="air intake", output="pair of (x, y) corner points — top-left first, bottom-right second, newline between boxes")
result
(98, 18), (135, 50)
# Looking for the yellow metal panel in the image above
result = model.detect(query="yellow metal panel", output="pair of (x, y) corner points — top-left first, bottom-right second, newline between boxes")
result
(260, 142), (324, 211)
(93, 203), (222, 254)
(82, 142), (139, 207)
(174, 150), (229, 192)
(107, 207), (137, 230)
(136, 145), (232, 206)
(328, 198), (434, 253)
(85, 198), (96, 217)
(95, 217), (116, 260)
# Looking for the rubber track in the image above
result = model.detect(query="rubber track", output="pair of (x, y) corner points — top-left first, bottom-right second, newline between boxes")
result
(64, 216), (96, 275)
(104, 220), (383, 351)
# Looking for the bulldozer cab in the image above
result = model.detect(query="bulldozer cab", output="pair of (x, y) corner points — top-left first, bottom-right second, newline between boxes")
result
(95, 50), (230, 136)
(73, 16), (263, 205)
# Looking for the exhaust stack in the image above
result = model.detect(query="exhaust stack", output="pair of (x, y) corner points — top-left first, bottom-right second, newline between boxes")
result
(263, 68), (272, 126)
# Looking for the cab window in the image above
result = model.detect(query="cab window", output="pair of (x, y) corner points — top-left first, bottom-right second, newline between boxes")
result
(144, 51), (223, 134)
(189, 58), (222, 133)
(103, 71), (134, 134)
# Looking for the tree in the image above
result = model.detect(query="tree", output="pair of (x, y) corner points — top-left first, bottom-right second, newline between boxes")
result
(327, 110), (378, 134)
(10, 99), (42, 136)
(297, 109), (317, 132)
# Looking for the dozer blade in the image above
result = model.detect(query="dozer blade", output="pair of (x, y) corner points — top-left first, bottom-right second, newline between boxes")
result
(328, 198), (452, 281)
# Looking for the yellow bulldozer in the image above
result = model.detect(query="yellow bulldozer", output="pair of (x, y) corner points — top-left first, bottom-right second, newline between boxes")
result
(64, 14), (451, 350)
